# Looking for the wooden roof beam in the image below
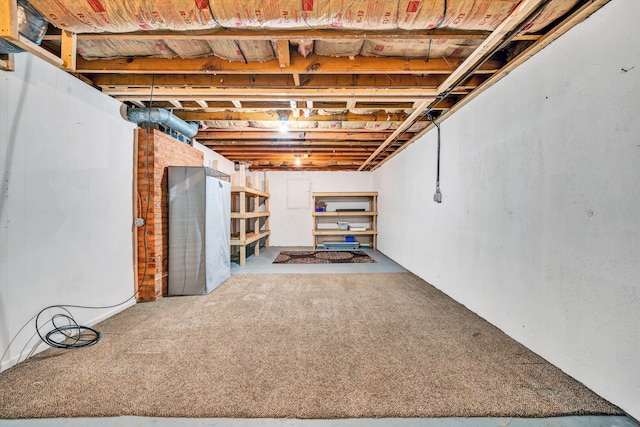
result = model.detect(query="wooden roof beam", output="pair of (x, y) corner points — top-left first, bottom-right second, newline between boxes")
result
(45, 28), (494, 41)
(105, 86), (439, 98)
(1, 0), (64, 68)
(77, 54), (503, 75)
(196, 131), (400, 141)
(215, 147), (374, 154)
(276, 40), (290, 69)
(437, 0), (550, 95)
(116, 94), (437, 104)
(202, 141), (397, 148)
(90, 73), (486, 90)
(179, 110), (427, 122)
(61, 30), (77, 71)
(358, 100), (431, 171)
(0, 53), (14, 71)
(373, 0), (611, 172)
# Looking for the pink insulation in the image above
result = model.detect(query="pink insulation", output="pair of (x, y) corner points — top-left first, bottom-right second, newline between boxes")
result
(29, 0), (581, 61)
(30, 0), (581, 33)
(361, 39), (482, 58)
(29, 0), (218, 33)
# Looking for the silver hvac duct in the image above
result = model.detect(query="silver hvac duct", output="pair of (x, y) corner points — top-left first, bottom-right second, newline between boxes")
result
(126, 107), (198, 138)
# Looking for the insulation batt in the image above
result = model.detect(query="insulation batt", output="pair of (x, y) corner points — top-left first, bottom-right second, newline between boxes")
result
(30, 0), (580, 61)
(28, 0), (218, 32)
(29, 0), (580, 33)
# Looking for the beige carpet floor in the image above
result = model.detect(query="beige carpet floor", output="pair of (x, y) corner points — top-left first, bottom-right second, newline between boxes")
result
(0, 273), (622, 419)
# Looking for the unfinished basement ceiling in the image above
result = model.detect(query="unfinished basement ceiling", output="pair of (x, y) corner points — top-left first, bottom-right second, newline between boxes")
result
(11, 0), (609, 170)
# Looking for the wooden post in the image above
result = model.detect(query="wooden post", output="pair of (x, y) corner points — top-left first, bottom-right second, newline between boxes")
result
(61, 30), (77, 71)
(264, 179), (270, 248)
(0, 53), (14, 71)
(0, 0), (18, 41)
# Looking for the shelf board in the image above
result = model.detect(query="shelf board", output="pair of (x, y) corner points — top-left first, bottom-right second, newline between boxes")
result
(230, 230), (271, 246)
(313, 211), (377, 217)
(313, 230), (377, 236)
(312, 192), (377, 197)
(231, 211), (270, 219)
(231, 186), (270, 198)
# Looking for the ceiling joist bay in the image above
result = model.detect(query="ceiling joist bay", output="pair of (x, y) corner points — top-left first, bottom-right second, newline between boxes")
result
(19, 0), (602, 170)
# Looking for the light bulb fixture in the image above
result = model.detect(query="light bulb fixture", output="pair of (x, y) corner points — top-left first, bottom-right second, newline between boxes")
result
(278, 114), (288, 134)
(295, 155), (301, 166)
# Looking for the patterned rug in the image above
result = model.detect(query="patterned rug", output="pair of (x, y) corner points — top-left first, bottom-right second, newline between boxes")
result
(273, 250), (375, 264)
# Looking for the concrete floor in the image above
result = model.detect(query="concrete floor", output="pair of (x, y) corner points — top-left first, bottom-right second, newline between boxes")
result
(230, 246), (407, 275)
(3, 248), (638, 427)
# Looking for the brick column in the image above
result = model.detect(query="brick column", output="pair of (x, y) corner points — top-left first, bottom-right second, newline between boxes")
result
(135, 129), (204, 302)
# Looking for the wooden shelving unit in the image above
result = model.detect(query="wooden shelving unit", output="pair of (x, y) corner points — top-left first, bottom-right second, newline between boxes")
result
(230, 168), (270, 266)
(312, 192), (378, 250)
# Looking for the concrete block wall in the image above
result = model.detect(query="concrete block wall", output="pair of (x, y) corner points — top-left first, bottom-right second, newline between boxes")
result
(136, 129), (203, 301)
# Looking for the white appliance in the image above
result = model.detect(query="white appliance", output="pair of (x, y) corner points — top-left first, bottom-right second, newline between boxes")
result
(168, 166), (231, 295)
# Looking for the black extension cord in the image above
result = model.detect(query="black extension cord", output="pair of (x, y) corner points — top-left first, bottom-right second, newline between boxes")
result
(34, 292), (138, 350)
(35, 307), (101, 349)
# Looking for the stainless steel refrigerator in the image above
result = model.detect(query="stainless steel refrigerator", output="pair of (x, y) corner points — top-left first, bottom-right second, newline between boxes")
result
(168, 166), (231, 295)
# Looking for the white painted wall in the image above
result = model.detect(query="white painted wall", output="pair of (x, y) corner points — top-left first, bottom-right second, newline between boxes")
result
(266, 171), (374, 246)
(0, 55), (136, 370)
(374, 0), (640, 419)
(193, 140), (235, 177)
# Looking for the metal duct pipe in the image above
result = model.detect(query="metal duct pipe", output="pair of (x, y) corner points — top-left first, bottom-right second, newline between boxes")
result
(126, 107), (198, 138)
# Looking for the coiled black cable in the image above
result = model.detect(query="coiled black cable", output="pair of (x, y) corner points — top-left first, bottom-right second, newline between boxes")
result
(34, 292), (137, 350)
(37, 310), (101, 349)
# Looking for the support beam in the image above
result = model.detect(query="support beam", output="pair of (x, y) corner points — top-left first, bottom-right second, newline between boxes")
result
(1, 0), (64, 68)
(196, 131), (399, 141)
(14, 35), (65, 67)
(90, 73), (481, 89)
(77, 54), (503, 76)
(104, 86), (439, 99)
(437, 0), (549, 95)
(179, 110), (424, 122)
(160, 103), (442, 112)
(290, 101), (300, 118)
(203, 140), (394, 147)
(373, 0), (611, 172)
(231, 100), (243, 108)
(168, 99), (183, 108)
(0, 0), (18, 40)
(358, 100), (431, 171)
(195, 100), (209, 108)
(0, 53), (14, 71)
(61, 30), (77, 71)
(117, 95), (435, 104)
(45, 28), (493, 42)
(228, 152), (373, 156)
(276, 40), (290, 68)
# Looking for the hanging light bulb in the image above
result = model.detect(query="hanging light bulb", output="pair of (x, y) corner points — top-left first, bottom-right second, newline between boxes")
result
(295, 155), (301, 166)
(279, 114), (288, 133)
